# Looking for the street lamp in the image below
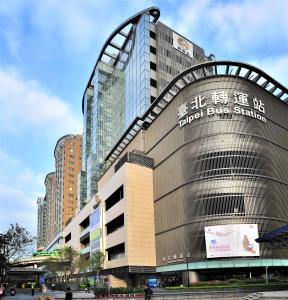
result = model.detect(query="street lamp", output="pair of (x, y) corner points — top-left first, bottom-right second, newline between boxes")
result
(186, 251), (191, 287)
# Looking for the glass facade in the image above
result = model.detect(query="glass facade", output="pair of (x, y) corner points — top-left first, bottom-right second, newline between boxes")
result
(81, 13), (151, 205)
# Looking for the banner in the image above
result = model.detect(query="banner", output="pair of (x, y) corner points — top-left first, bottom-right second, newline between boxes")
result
(90, 207), (101, 254)
(205, 224), (260, 258)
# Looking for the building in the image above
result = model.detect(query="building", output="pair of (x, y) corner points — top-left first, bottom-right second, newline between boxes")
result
(36, 197), (46, 250)
(37, 135), (82, 250)
(79, 6), (214, 208)
(44, 172), (56, 246)
(54, 134), (82, 234)
(99, 60), (288, 284)
(43, 7), (288, 287)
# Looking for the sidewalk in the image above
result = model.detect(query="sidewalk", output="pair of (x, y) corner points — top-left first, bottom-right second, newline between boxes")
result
(3, 290), (97, 300)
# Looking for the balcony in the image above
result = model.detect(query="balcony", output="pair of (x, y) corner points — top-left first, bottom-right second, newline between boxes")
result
(80, 245), (90, 255)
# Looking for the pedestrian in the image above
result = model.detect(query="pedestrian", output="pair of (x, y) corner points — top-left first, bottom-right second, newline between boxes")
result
(51, 282), (55, 292)
(65, 286), (73, 300)
(85, 280), (90, 293)
(144, 285), (153, 300)
(31, 282), (36, 296)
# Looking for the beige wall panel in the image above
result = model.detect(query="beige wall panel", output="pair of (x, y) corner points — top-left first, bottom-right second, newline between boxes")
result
(105, 227), (125, 249)
(124, 164), (156, 266)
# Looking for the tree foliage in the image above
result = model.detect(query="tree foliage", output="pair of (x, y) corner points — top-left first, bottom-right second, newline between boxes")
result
(43, 246), (80, 281)
(90, 251), (105, 273)
(4, 223), (35, 264)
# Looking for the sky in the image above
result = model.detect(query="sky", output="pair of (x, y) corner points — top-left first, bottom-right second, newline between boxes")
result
(0, 0), (287, 237)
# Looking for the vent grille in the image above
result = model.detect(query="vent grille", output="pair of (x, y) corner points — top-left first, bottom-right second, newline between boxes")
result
(115, 152), (154, 172)
(129, 266), (156, 273)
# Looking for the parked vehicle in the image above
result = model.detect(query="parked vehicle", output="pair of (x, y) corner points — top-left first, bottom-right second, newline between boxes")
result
(0, 286), (5, 298)
(10, 287), (16, 296)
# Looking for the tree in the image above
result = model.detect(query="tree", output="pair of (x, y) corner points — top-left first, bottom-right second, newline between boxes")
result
(43, 246), (80, 282)
(4, 223), (35, 264)
(90, 251), (105, 287)
(78, 255), (90, 274)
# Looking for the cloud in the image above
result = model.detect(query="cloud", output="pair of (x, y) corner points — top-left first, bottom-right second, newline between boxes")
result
(0, 0), (155, 59)
(0, 67), (82, 137)
(0, 149), (43, 235)
(173, 0), (288, 57)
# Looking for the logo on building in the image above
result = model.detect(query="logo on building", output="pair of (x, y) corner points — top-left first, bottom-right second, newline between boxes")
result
(173, 32), (193, 58)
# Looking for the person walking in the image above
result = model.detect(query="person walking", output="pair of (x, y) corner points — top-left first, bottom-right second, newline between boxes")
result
(31, 282), (36, 296)
(144, 285), (153, 300)
(85, 281), (90, 293)
(65, 287), (73, 300)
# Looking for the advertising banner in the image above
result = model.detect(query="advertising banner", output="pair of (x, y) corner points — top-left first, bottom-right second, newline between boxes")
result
(205, 224), (260, 258)
(90, 207), (100, 254)
(172, 32), (193, 58)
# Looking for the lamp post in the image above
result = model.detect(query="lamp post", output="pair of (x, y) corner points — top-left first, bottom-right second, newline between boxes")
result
(186, 251), (191, 287)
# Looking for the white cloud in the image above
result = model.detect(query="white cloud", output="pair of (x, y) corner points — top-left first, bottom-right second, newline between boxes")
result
(0, 67), (82, 136)
(0, 149), (42, 235)
(174, 0), (288, 54)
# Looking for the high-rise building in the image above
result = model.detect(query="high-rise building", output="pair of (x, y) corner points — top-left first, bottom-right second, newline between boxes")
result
(36, 197), (46, 250)
(44, 172), (56, 245)
(54, 134), (82, 234)
(79, 6), (214, 208)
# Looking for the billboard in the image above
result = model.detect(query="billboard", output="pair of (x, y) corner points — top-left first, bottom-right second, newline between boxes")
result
(90, 207), (101, 254)
(204, 224), (260, 258)
(172, 32), (193, 58)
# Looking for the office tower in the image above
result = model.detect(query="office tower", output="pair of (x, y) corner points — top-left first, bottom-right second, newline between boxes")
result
(79, 6), (214, 208)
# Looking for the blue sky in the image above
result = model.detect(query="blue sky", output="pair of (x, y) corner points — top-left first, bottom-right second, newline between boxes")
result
(0, 0), (287, 237)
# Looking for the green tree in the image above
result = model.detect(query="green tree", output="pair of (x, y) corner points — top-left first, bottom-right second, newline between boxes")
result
(78, 255), (90, 273)
(4, 223), (35, 264)
(43, 246), (80, 282)
(90, 251), (105, 287)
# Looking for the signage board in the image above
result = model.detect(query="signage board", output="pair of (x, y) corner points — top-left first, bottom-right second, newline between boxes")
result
(90, 207), (101, 254)
(204, 224), (260, 258)
(173, 32), (193, 58)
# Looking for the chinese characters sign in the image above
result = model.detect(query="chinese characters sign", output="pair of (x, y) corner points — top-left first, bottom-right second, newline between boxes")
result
(204, 224), (260, 258)
(177, 90), (267, 128)
(173, 32), (193, 58)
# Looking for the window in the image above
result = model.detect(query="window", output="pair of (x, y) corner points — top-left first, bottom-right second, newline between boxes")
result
(105, 185), (124, 211)
(106, 214), (124, 235)
(150, 30), (156, 39)
(107, 243), (125, 261)
(150, 78), (157, 88)
(150, 61), (156, 71)
(65, 233), (71, 243)
(151, 96), (156, 103)
(150, 46), (156, 54)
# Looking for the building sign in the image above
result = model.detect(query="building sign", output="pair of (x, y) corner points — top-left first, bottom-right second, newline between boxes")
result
(173, 32), (193, 58)
(177, 90), (267, 128)
(204, 224), (260, 258)
(90, 207), (101, 254)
